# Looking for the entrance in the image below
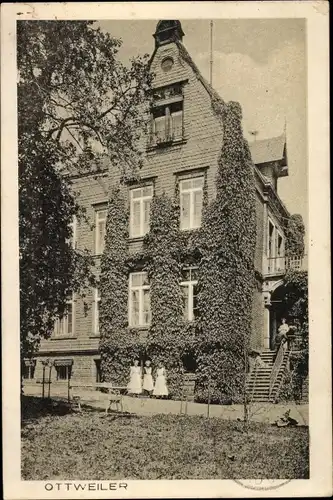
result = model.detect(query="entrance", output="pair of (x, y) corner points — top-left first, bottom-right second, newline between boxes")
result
(269, 284), (288, 350)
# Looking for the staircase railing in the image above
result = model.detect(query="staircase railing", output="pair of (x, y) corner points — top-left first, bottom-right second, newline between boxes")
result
(273, 349), (291, 402)
(269, 343), (285, 400)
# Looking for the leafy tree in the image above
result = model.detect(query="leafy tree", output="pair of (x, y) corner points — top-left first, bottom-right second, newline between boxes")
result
(18, 21), (152, 361)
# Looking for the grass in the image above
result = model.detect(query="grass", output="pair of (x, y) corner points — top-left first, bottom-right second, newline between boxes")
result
(21, 396), (309, 480)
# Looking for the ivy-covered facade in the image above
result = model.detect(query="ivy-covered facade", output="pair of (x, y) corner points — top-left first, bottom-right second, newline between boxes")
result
(30, 21), (306, 402)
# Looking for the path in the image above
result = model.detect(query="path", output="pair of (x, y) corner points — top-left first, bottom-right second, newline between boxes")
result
(23, 382), (308, 425)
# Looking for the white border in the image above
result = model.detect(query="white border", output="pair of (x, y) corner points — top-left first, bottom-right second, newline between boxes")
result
(1, 2), (331, 499)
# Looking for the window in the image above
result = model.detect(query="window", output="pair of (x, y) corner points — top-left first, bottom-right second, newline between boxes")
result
(130, 186), (153, 238)
(161, 57), (174, 72)
(23, 360), (36, 379)
(55, 294), (74, 337)
(149, 101), (183, 146)
(267, 218), (285, 273)
(181, 268), (199, 321)
(129, 272), (151, 327)
(275, 230), (285, 271)
(267, 220), (274, 258)
(180, 177), (204, 230)
(95, 208), (107, 254)
(54, 360), (73, 380)
(95, 359), (102, 383)
(93, 288), (101, 335)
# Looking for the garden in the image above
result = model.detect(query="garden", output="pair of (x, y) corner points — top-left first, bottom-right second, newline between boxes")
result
(22, 396), (309, 480)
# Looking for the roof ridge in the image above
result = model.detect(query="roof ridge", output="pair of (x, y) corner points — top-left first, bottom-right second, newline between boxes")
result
(249, 132), (286, 144)
(175, 40), (226, 108)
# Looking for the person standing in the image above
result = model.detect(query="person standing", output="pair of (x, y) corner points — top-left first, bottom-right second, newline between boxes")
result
(142, 359), (154, 396)
(127, 359), (142, 396)
(277, 318), (289, 352)
(153, 362), (168, 399)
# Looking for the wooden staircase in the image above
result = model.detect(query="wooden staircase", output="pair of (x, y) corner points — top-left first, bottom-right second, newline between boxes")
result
(247, 348), (290, 402)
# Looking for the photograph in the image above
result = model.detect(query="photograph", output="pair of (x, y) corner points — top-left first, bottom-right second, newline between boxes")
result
(1, 2), (331, 499)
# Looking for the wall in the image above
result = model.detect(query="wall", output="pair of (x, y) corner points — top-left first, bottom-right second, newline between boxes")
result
(38, 172), (108, 357)
(110, 40), (224, 260)
(34, 353), (100, 386)
(36, 38), (280, 372)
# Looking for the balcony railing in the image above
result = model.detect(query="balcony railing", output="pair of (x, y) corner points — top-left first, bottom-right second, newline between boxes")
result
(266, 255), (307, 274)
(148, 126), (183, 148)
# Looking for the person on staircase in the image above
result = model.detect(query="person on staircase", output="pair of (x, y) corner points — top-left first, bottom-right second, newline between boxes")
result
(276, 318), (289, 353)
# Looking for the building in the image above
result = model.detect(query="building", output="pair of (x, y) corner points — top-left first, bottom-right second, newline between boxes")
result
(26, 21), (306, 397)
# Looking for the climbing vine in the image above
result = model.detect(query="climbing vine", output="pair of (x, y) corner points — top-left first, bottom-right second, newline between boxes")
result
(285, 214), (305, 257)
(145, 193), (185, 398)
(279, 269), (308, 401)
(99, 102), (258, 404)
(99, 187), (143, 385)
(195, 101), (257, 403)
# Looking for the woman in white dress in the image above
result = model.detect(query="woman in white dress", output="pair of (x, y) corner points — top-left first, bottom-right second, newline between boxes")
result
(143, 360), (154, 396)
(153, 363), (168, 398)
(127, 360), (142, 396)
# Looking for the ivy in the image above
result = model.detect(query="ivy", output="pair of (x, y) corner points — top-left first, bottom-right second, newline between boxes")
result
(145, 193), (186, 398)
(285, 214), (305, 257)
(100, 102), (257, 404)
(195, 101), (257, 403)
(279, 269), (308, 401)
(99, 187), (143, 385)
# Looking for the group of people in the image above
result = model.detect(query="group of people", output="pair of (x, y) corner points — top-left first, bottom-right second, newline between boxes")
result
(127, 360), (168, 398)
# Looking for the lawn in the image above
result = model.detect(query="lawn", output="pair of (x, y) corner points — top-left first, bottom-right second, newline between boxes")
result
(21, 396), (309, 480)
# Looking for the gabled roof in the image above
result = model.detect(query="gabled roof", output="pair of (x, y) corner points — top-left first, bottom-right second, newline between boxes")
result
(175, 40), (226, 112)
(150, 31), (287, 170)
(249, 134), (287, 166)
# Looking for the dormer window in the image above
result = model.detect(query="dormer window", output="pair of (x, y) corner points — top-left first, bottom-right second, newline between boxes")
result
(148, 84), (184, 148)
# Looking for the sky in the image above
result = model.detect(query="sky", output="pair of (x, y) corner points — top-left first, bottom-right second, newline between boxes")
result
(97, 19), (308, 240)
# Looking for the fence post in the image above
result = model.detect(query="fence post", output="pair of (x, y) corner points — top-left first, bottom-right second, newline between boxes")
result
(42, 365), (45, 399)
(47, 362), (52, 399)
(207, 377), (211, 419)
(68, 373), (71, 403)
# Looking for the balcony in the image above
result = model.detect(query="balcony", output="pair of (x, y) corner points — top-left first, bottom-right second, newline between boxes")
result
(148, 126), (183, 149)
(265, 255), (307, 275)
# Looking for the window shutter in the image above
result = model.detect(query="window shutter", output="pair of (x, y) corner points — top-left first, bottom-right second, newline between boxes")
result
(165, 106), (171, 140)
(149, 113), (155, 145)
(193, 283), (199, 318)
(172, 110), (183, 139)
(143, 199), (151, 234)
(193, 189), (203, 228)
(181, 285), (189, 320)
(143, 289), (151, 325)
(131, 290), (140, 326)
(98, 220), (106, 253)
(67, 303), (73, 335)
(155, 116), (166, 142)
(132, 200), (141, 237)
(180, 192), (191, 230)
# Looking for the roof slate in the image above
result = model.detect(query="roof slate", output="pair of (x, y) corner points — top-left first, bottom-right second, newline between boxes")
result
(249, 134), (287, 165)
